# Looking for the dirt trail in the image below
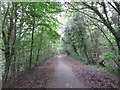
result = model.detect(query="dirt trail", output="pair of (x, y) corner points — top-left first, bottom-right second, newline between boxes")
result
(46, 55), (86, 88)
(3, 57), (57, 88)
(3, 55), (119, 89)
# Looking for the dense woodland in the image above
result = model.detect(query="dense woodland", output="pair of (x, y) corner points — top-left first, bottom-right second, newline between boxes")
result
(0, 1), (120, 85)
(62, 1), (120, 76)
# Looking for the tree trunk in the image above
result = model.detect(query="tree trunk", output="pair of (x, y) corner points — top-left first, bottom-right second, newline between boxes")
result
(36, 49), (40, 63)
(29, 16), (35, 68)
(2, 8), (14, 84)
(11, 3), (17, 76)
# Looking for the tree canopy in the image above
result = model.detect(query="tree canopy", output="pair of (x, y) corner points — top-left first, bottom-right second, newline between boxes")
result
(0, 1), (120, 84)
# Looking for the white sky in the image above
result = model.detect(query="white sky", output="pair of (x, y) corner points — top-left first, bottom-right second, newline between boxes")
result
(56, 0), (71, 2)
(56, 12), (68, 37)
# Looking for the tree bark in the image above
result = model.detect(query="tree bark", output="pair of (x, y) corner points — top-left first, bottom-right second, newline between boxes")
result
(11, 3), (18, 76)
(29, 16), (35, 68)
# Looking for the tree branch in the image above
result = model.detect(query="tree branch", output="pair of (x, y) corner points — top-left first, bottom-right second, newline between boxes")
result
(108, 2), (120, 15)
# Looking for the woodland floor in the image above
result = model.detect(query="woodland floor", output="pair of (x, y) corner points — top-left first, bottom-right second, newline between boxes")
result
(3, 55), (119, 89)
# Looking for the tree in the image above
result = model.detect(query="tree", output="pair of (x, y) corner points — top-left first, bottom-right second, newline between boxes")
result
(1, 2), (63, 84)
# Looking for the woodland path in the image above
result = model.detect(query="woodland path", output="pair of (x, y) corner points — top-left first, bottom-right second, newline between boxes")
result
(3, 55), (119, 88)
(46, 55), (86, 88)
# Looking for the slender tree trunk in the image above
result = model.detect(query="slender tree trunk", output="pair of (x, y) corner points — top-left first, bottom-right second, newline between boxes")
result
(83, 45), (90, 63)
(2, 4), (14, 84)
(29, 16), (35, 68)
(87, 26), (96, 62)
(11, 3), (17, 76)
(69, 37), (79, 57)
(2, 3), (9, 85)
(80, 31), (90, 63)
(3, 20), (13, 84)
(36, 49), (40, 63)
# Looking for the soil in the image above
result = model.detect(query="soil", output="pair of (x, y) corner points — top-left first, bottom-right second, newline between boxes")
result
(3, 56), (57, 88)
(63, 56), (119, 88)
(2, 55), (119, 89)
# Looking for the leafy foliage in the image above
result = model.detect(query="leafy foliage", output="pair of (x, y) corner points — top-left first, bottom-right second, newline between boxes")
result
(1, 2), (63, 83)
(62, 1), (120, 76)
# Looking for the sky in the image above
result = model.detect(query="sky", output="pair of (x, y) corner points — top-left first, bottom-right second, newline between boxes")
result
(56, 12), (68, 37)
(55, 2), (70, 38)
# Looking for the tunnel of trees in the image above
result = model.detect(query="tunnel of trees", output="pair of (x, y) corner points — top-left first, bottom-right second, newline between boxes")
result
(0, 1), (120, 85)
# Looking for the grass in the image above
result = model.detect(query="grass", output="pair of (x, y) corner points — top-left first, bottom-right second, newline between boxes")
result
(70, 55), (119, 77)
(88, 64), (119, 76)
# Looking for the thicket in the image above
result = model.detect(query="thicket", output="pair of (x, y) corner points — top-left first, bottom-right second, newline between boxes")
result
(62, 1), (120, 76)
